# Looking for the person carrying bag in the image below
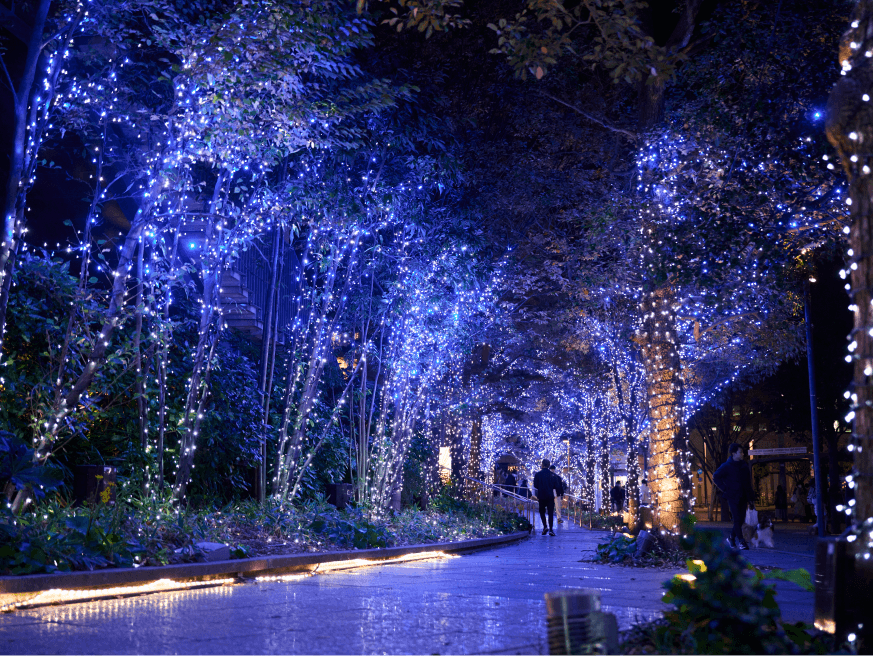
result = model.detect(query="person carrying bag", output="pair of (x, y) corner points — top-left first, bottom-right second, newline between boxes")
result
(713, 443), (756, 550)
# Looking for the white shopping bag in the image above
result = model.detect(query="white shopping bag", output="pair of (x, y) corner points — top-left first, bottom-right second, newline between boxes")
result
(745, 508), (758, 525)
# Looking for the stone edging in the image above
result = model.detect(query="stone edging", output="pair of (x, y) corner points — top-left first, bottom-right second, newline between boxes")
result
(0, 530), (529, 602)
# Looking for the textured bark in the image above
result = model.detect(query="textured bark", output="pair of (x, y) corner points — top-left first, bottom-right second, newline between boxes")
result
(636, 0), (703, 130)
(826, 0), (873, 532)
(825, 6), (873, 644)
(640, 286), (691, 533)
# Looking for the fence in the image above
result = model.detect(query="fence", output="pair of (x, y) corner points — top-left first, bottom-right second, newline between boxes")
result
(458, 475), (538, 528)
(229, 232), (300, 343)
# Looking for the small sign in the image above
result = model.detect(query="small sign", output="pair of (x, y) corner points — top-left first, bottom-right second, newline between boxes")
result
(748, 447), (808, 456)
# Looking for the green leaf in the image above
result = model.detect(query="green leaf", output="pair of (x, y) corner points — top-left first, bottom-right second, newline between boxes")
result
(763, 567), (813, 592)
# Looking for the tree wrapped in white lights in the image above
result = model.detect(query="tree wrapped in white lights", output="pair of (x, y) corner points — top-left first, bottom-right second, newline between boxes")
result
(580, 315), (648, 512)
(826, 3), (873, 644)
(631, 126), (846, 532)
(5, 0), (417, 509)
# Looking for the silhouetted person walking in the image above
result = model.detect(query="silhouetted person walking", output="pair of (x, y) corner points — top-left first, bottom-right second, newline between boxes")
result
(610, 481), (625, 513)
(775, 484), (788, 522)
(519, 478), (530, 498)
(713, 443), (755, 550)
(504, 469), (517, 496)
(534, 459), (556, 536)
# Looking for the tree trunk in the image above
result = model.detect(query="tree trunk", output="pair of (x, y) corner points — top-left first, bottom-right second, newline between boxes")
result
(635, 0), (703, 130)
(156, 217), (183, 494)
(826, 0), (873, 540)
(468, 413), (482, 483)
(0, 0), (51, 345)
(135, 238), (148, 455)
(172, 173), (227, 501)
(584, 431), (597, 511)
(599, 433), (610, 514)
(640, 286), (691, 533)
(256, 227), (282, 503)
(827, 432), (843, 533)
(171, 263), (222, 501)
(11, 218), (146, 512)
(1, 3), (83, 346)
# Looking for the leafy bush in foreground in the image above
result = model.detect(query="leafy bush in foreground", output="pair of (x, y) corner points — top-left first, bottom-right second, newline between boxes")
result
(619, 528), (845, 655)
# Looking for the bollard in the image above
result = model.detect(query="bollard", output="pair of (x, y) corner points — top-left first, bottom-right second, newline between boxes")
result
(544, 589), (618, 654)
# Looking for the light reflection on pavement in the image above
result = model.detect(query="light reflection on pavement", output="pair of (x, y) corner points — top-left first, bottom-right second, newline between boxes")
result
(0, 523), (685, 655)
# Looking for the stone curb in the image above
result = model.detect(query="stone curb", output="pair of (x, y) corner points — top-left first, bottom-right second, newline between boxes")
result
(0, 530), (529, 599)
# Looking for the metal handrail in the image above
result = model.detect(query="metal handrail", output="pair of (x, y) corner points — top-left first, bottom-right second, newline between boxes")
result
(561, 494), (594, 529)
(457, 475), (538, 528)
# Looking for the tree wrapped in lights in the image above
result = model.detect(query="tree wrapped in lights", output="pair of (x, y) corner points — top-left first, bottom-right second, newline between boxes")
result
(626, 0), (850, 531)
(826, 2), (873, 644)
(271, 213), (368, 505)
(4, 0), (418, 508)
(631, 122), (846, 531)
(580, 315), (648, 514)
(363, 256), (486, 508)
(0, 0), (92, 347)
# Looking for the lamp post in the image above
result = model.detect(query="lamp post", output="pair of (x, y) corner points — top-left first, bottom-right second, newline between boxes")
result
(564, 439), (571, 493)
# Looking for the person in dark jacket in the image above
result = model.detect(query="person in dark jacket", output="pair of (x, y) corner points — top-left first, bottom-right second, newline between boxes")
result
(504, 469), (517, 497)
(712, 443), (756, 549)
(775, 484), (788, 522)
(610, 481), (626, 512)
(533, 459), (556, 536)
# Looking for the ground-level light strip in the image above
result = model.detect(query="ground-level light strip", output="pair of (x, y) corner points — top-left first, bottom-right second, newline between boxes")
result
(0, 551), (459, 612)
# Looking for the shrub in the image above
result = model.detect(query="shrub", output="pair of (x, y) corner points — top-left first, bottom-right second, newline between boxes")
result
(619, 527), (845, 654)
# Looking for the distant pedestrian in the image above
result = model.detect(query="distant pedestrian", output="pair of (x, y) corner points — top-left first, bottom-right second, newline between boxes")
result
(610, 481), (625, 513)
(804, 485), (815, 523)
(504, 469), (517, 497)
(549, 465), (565, 524)
(807, 485), (821, 529)
(713, 443), (755, 550)
(775, 484), (788, 522)
(640, 478), (651, 506)
(519, 478), (530, 498)
(533, 459), (556, 536)
(790, 486), (803, 521)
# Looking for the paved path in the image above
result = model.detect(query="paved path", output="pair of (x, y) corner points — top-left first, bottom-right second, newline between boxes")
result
(0, 518), (814, 655)
(695, 520), (817, 626)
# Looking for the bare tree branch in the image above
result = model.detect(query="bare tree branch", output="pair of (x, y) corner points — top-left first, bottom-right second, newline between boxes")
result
(537, 91), (638, 140)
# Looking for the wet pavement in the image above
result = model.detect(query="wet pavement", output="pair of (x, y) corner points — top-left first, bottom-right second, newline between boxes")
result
(695, 520), (818, 626)
(0, 517), (815, 655)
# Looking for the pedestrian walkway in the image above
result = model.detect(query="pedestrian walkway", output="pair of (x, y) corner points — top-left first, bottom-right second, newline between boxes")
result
(694, 521), (817, 625)
(0, 519), (814, 655)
